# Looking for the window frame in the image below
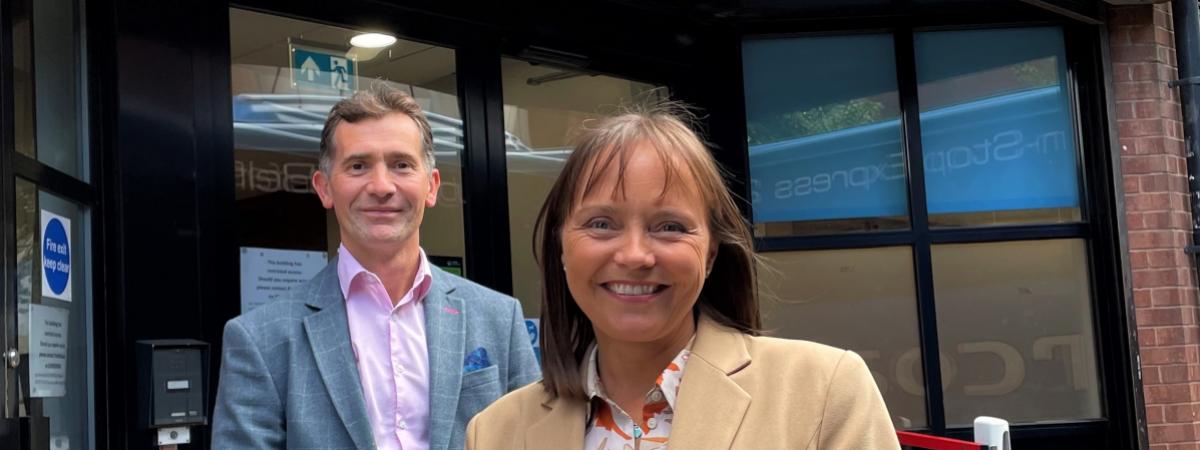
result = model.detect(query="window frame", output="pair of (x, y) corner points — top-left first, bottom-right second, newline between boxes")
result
(737, 21), (1140, 449)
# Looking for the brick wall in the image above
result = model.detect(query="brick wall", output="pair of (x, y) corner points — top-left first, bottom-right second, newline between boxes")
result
(1111, 3), (1200, 448)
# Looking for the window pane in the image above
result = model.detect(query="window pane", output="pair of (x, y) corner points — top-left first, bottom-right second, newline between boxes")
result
(743, 35), (909, 235)
(15, 179), (96, 449)
(229, 9), (466, 308)
(759, 247), (925, 428)
(916, 27), (1081, 226)
(501, 58), (662, 316)
(32, 0), (88, 180)
(13, 1), (34, 158)
(933, 239), (1100, 425)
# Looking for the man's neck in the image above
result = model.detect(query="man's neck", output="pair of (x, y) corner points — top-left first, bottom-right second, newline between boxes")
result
(344, 240), (422, 304)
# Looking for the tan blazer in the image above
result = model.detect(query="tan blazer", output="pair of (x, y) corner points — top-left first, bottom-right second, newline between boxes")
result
(466, 316), (900, 450)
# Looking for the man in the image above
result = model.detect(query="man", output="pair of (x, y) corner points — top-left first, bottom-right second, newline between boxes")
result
(213, 85), (540, 450)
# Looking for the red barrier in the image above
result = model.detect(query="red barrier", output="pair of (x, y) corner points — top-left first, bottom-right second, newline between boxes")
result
(897, 431), (988, 450)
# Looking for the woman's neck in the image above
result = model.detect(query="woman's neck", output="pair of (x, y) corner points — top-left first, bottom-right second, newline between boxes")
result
(593, 320), (695, 421)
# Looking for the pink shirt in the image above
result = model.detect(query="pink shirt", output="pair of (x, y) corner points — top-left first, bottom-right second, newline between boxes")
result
(339, 245), (434, 450)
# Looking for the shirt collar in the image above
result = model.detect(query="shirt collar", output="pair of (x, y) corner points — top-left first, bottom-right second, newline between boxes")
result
(336, 244), (434, 306)
(582, 335), (696, 411)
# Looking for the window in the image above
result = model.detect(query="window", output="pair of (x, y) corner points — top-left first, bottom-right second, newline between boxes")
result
(500, 58), (663, 315)
(228, 9), (467, 313)
(743, 26), (1099, 431)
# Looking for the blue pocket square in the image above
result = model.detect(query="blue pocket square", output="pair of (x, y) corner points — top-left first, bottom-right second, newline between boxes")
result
(464, 347), (491, 372)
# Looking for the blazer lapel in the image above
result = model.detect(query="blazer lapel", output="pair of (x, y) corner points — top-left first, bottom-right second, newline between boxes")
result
(424, 269), (466, 450)
(301, 262), (375, 450)
(525, 395), (587, 450)
(668, 316), (753, 450)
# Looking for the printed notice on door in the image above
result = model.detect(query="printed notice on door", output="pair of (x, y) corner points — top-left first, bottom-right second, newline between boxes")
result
(240, 247), (327, 313)
(30, 303), (69, 398)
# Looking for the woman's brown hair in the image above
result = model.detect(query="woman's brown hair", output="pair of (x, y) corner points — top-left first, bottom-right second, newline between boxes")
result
(533, 101), (761, 399)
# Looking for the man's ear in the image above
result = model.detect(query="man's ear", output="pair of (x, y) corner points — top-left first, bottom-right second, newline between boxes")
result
(313, 169), (335, 209)
(426, 168), (442, 208)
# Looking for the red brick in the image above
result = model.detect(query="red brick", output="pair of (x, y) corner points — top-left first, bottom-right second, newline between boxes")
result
(1148, 383), (1194, 404)
(1140, 307), (1188, 326)
(1151, 250), (1182, 268)
(1147, 347), (1191, 365)
(1130, 192), (1173, 211)
(1117, 81), (1164, 100)
(1139, 289), (1156, 307)
(1122, 118), (1167, 137)
(1139, 174), (1174, 193)
(1149, 404), (1167, 424)
(1140, 137), (1169, 154)
(1133, 62), (1159, 81)
(1138, 100), (1164, 118)
(1165, 403), (1200, 422)
(1126, 155), (1171, 174)
(1150, 423), (1197, 444)
(1111, 7), (1154, 27)
(1131, 230), (1177, 249)
(1147, 364), (1165, 384)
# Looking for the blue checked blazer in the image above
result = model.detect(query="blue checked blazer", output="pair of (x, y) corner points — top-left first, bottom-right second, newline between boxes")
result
(212, 259), (541, 450)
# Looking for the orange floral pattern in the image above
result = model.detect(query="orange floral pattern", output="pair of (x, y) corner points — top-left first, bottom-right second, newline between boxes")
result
(583, 338), (693, 450)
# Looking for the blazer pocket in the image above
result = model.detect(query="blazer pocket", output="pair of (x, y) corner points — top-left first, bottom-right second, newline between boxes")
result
(461, 364), (500, 391)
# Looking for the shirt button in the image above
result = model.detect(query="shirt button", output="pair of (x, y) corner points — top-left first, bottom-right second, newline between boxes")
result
(649, 391), (664, 402)
(647, 418), (658, 429)
(399, 421), (407, 430)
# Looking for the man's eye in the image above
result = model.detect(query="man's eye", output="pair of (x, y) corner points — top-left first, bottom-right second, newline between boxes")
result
(349, 163), (365, 171)
(395, 161), (412, 170)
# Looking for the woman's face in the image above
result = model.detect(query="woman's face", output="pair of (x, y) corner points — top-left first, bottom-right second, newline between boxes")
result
(560, 142), (715, 347)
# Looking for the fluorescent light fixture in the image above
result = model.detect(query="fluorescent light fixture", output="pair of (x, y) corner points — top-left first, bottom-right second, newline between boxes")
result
(350, 33), (396, 49)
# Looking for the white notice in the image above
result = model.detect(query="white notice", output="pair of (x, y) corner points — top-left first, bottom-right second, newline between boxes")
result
(240, 247), (327, 313)
(29, 303), (69, 398)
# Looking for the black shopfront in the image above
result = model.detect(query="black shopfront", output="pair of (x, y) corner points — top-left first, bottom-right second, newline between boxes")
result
(0, 1), (1142, 449)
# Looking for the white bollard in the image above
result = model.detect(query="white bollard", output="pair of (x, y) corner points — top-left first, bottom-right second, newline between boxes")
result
(973, 416), (1011, 450)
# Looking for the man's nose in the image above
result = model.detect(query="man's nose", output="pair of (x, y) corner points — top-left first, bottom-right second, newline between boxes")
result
(365, 165), (396, 197)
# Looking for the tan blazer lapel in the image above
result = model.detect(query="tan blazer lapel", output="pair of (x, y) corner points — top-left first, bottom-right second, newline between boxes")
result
(669, 316), (753, 450)
(525, 394), (588, 450)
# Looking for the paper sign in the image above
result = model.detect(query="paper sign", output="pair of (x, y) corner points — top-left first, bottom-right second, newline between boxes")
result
(240, 247), (327, 313)
(29, 303), (69, 398)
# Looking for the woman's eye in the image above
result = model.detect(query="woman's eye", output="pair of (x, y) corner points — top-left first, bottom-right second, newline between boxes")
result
(658, 223), (685, 233)
(585, 219), (612, 230)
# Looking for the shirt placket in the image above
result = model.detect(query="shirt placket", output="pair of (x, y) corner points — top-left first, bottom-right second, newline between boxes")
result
(389, 305), (409, 445)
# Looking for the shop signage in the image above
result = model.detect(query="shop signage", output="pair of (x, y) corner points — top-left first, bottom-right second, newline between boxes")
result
(41, 210), (72, 302)
(289, 39), (356, 92)
(750, 86), (1080, 223)
(239, 247), (328, 313)
(29, 303), (69, 398)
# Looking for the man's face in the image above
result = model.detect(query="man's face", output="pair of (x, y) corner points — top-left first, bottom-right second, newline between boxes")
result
(312, 113), (440, 257)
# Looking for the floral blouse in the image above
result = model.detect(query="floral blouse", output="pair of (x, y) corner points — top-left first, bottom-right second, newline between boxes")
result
(582, 338), (694, 450)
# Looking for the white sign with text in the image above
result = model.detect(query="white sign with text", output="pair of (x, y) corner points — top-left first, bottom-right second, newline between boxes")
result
(29, 303), (69, 398)
(239, 247), (327, 313)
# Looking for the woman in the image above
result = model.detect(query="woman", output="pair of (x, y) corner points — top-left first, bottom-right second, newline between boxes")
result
(467, 103), (899, 450)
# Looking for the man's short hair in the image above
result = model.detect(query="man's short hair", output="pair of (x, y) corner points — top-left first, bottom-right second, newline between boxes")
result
(318, 83), (436, 174)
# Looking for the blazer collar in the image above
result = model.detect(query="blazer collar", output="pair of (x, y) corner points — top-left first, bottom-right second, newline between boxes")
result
(524, 315), (753, 450)
(526, 392), (587, 450)
(302, 260), (375, 450)
(424, 268), (465, 450)
(665, 315), (753, 449)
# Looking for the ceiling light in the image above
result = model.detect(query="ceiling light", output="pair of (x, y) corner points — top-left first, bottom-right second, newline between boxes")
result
(350, 33), (396, 49)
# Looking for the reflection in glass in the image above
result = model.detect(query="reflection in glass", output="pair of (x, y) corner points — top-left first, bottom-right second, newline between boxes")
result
(742, 34), (909, 235)
(13, 1), (34, 158)
(33, 0), (87, 179)
(758, 247), (925, 428)
(933, 239), (1100, 425)
(229, 9), (466, 285)
(916, 27), (1081, 226)
(14, 179), (96, 448)
(501, 58), (662, 316)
